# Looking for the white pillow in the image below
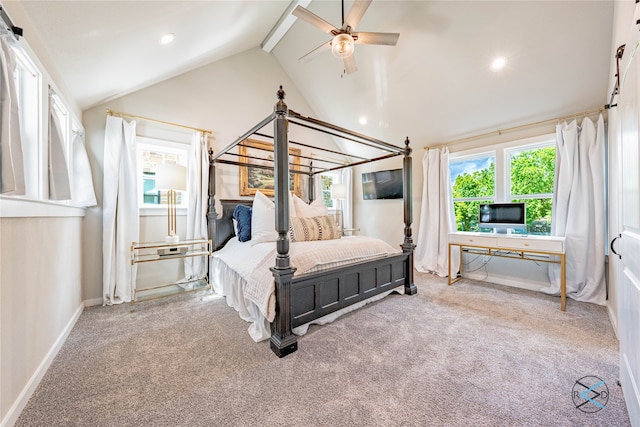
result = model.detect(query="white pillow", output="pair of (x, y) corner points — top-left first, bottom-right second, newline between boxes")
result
(288, 191), (297, 217)
(293, 194), (328, 217)
(251, 191), (278, 244)
(251, 191), (300, 244)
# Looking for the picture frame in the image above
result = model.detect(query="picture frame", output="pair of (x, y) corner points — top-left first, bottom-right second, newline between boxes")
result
(239, 139), (301, 197)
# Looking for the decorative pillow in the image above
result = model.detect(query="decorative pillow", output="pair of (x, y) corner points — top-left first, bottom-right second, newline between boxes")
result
(288, 215), (341, 242)
(232, 204), (252, 242)
(293, 194), (328, 217)
(251, 190), (278, 244)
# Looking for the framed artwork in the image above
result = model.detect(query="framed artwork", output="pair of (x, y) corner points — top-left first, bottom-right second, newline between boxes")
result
(239, 139), (301, 197)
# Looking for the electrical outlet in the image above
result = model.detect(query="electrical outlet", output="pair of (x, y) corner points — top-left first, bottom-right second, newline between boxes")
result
(482, 255), (490, 263)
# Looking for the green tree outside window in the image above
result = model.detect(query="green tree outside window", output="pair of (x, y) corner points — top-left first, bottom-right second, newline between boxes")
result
(451, 145), (555, 234)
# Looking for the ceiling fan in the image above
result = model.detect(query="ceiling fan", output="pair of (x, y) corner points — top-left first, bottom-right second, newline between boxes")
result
(292, 0), (399, 75)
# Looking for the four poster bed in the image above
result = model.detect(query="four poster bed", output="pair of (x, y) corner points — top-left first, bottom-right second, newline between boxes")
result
(207, 86), (416, 357)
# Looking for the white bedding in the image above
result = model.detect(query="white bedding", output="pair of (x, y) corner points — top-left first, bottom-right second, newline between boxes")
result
(210, 235), (403, 342)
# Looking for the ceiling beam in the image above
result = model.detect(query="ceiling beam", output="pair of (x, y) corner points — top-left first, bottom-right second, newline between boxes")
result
(261, 0), (312, 53)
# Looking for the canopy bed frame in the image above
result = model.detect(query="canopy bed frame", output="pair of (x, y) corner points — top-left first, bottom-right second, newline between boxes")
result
(207, 86), (417, 357)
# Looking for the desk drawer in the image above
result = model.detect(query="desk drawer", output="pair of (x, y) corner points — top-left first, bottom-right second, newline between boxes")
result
(449, 234), (497, 247)
(496, 237), (564, 253)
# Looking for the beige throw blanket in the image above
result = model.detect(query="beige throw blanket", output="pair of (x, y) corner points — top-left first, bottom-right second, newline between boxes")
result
(215, 236), (401, 322)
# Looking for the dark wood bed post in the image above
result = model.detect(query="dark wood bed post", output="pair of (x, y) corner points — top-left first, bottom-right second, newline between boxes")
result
(207, 147), (218, 248)
(308, 163), (315, 202)
(270, 86), (298, 357)
(402, 137), (418, 295)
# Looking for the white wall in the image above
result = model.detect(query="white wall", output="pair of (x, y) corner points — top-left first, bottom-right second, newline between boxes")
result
(354, 156), (410, 247)
(0, 216), (84, 425)
(81, 47), (328, 302)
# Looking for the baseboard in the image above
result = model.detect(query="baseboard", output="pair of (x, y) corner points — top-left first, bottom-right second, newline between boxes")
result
(1, 303), (84, 427)
(606, 300), (619, 339)
(84, 296), (103, 307)
(463, 271), (550, 293)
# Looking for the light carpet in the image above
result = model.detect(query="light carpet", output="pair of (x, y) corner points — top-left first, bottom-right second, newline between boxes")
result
(15, 272), (630, 426)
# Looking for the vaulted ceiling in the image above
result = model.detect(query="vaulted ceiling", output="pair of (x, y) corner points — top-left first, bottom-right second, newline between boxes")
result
(4, 0), (614, 146)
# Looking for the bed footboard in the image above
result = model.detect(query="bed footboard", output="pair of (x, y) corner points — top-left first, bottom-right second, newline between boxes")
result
(270, 252), (414, 357)
(290, 253), (408, 328)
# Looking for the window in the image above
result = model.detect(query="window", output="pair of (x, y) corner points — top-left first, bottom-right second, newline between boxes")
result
(450, 152), (495, 231)
(319, 172), (341, 209)
(50, 95), (68, 140)
(137, 137), (188, 208)
(0, 26), (86, 216)
(47, 90), (77, 202)
(14, 46), (41, 199)
(449, 135), (556, 235)
(50, 92), (70, 161)
(508, 144), (555, 234)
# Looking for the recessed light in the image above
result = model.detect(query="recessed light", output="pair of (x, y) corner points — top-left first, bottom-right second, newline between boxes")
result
(491, 56), (507, 71)
(159, 33), (175, 45)
(359, 116), (367, 125)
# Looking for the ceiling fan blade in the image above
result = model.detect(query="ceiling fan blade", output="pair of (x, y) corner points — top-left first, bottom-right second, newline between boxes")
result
(343, 0), (372, 31)
(353, 32), (400, 46)
(343, 54), (357, 75)
(299, 40), (332, 63)
(293, 5), (338, 35)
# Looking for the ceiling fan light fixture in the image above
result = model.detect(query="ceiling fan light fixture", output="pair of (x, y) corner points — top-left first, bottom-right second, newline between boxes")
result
(331, 33), (355, 58)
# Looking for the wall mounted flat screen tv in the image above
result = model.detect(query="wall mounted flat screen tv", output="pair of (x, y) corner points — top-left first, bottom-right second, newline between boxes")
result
(478, 202), (526, 231)
(362, 169), (403, 200)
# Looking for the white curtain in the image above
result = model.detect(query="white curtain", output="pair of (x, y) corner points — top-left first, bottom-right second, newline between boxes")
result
(546, 115), (606, 305)
(184, 131), (209, 281)
(71, 132), (97, 207)
(0, 32), (25, 195)
(341, 168), (353, 230)
(103, 116), (139, 305)
(48, 104), (71, 200)
(415, 147), (459, 277)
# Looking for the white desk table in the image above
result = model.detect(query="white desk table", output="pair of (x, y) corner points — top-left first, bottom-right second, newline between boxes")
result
(448, 232), (567, 311)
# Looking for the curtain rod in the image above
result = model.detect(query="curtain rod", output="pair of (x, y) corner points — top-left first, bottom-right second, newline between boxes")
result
(0, 6), (23, 39)
(425, 107), (606, 149)
(106, 109), (212, 134)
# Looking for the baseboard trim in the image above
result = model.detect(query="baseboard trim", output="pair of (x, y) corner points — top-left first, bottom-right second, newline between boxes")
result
(463, 271), (550, 293)
(84, 297), (103, 307)
(606, 300), (619, 339)
(1, 303), (84, 427)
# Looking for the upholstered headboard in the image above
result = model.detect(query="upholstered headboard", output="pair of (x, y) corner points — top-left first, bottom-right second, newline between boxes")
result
(208, 199), (252, 251)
